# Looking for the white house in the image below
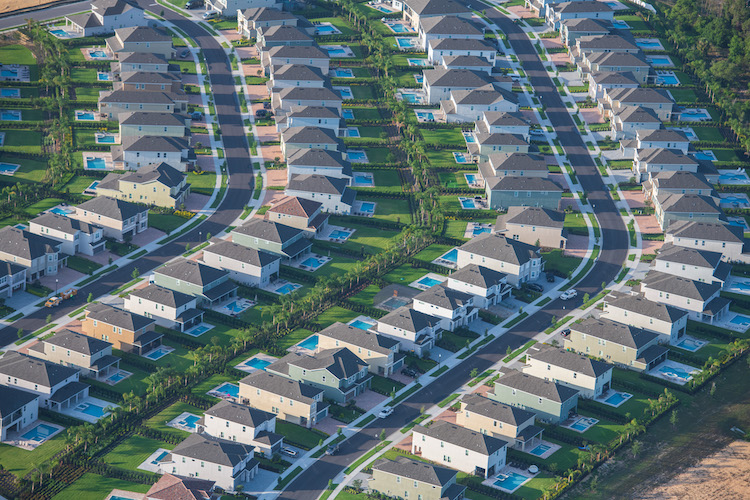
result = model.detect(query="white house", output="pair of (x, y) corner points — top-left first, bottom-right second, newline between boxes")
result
(412, 284), (478, 332)
(0, 386), (39, 442)
(72, 196), (149, 242)
(665, 221), (748, 263)
(523, 344), (613, 399)
(65, 0), (144, 36)
(124, 284), (203, 333)
(201, 239), (281, 288)
(201, 400), (283, 458)
(206, 0), (279, 17)
(652, 244), (730, 285)
(456, 233), (543, 286)
(639, 271), (730, 323)
(377, 306), (441, 356)
(602, 291), (689, 345)
(445, 264), (512, 308)
(28, 213), (105, 257)
(285, 174), (356, 215)
(286, 148), (353, 181)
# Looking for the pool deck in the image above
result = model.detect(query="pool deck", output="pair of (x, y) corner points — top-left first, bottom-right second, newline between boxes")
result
(482, 466), (536, 493)
(166, 411), (202, 433)
(137, 447), (172, 473)
(59, 396), (119, 423)
(3, 420), (64, 450)
(408, 272), (448, 291)
(235, 353), (278, 373)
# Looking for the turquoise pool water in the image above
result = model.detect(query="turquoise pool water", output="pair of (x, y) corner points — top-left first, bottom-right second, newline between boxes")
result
(460, 198), (477, 209)
(96, 135), (115, 144)
(329, 229), (353, 239)
(529, 444), (551, 456)
(213, 383), (239, 398)
(603, 392), (631, 406)
(223, 300), (249, 314)
(97, 72), (110, 81)
(333, 68), (354, 77)
(50, 207), (72, 216)
(418, 276), (442, 287)
(463, 132), (476, 143)
(657, 364), (695, 381)
(681, 109), (711, 120)
(145, 347), (170, 360)
(729, 314), (750, 326)
(179, 415), (201, 430)
(338, 87), (353, 99)
(301, 257), (325, 269)
(276, 283), (299, 294)
(347, 151), (367, 161)
(0, 88), (20, 97)
(316, 25), (339, 34)
(245, 358), (271, 370)
(0, 163), (19, 175)
(298, 335), (319, 350)
(648, 56), (672, 66)
(416, 111), (434, 120)
(570, 417), (597, 432)
(327, 47), (349, 57)
(1, 69), (18, 77)
(347, 128), (360, 137)
(187, 324), (212, 336)
(440, 249), (458, 263)
(396, 37), (417, 48)
(350, 319), (374, 330)
(1, 110), (21, 121)
(657, 74), (679, 85)
(86, 157), (106, 170)
(636, 39), (662, 49)
(151, 450), (168, 465)
(359, 202), (375, 213)
(454, 152), (470, 163)
(494, 472), (528, 491)
(676, 338), (705, 351)
(21, 423), (58, 441)
(465, 174), (477, 183)
(401, 92), (420, 103)
(89, 50), (108, 58)
(354, 174), (373, 185)
(76, 111), (95, 120)
(343, 109), (354, 119)
(387, 22), (410, 33)
(106, 372), (126, 383)
(50, 29), (68, 36)
(472, 227), (491, 236)
(408, 58), (430, 66)
(75, 403), (106, 418)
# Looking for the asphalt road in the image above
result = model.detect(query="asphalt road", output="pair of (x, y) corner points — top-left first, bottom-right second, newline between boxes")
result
(0, 5), (253, 347)
(277, 9), (628, 500)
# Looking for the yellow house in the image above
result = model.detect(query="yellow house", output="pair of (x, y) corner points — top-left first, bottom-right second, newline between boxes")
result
(94, 162), (189, 208)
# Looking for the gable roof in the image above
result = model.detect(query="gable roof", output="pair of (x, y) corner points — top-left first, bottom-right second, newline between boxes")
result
(378, 306), (440, 333)
(239, 371), (323, 404)
(482, 111), (529, 127)
(267, 196), (323, 219)
(589, 71), (639, 85)
(117, 162), (184, 188)
(119, 111), (185, 127)
(272, 64), (326, 82)
(458, 233), (540, 264)
(115, 25), (170, 43)
(128, 283), (195, 308)
(638, 128), (689, 142)
(260, 25), (312, 41)
(561, 17), (611, 31)
(76, 196), (145, 221)
(552, 1), (613, 13)
(44, 328), (111, 355)
(0, 227), (60, 259)
(0, 351), (79, 387)
(120, 135), (188, 152)
(404, 0), (470, 15)
(288, 174), (348, 195)
(650, 171), (712, 191)
(577, 34), (637, 51)
(495, 369), (579, 403)
(203, 240), (281, 267)
(637, 148), (697, 166)
(666, 220), (744, 243)
(571, 317), (659, 349)
(604, 291), (688, 323)
(526, 344), (612, 377)
(30, 212), (101, 235)
(414, 283), (473, 310)
(118, 52), (168, 65)
(614, 105), (661, 123)
(372, 456), (457, 485)
(448, 264), (507, 288)
(655, 243), (722, 269)
(607, 87), (672, 104)
(146, 473), (214, 500)
(318, 322), (399, 355)
(656, 193), (721, 215)
(205, 400), (275, 428)
(461, 393), (536, 425)
(419, 16), (483, 35)
(587, 51), (650, 67)
(281, 126), (341, 145)
(489, 153), (548, 173)
(155, 259), (228, 286)
(269, 348), (368, 380)
(171, 433), (254, 466)
(641, 271), (722, 300)
(86, 302), (155, 331)
(232, 218), (304, 244)
(414, 420), (507, 455)
(497, 206), (565, 230)
(0, 385), (38, 419)
(424, 68), (508, 88)
(268, 45), (329, 59)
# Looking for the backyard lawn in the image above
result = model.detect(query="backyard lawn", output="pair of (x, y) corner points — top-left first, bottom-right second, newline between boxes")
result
(191, 373), (240, 399)
(88, 361), (152, 396)
(0, 432), (67, 477)
(361, 147), (393, 164)
(426, 149), (464, 166)
(360, 196), (411, 224)
(542, 249), (582, 277)
(277, 328), (316, 351)
(0, 44), (38, 80)
(24, 197), (63, 217)
(73, 87), (103, 101)
(413, 243), (453, 264)
(0, 129), (41, 153)
(70, 67), (98, 83)
(144, 401), (207, 438)
(313, 305), (360, 329)
(694, 127), (725, 142)
(4, 154), (48, 183)
(276, 420), (327, 449)
(382, 262), (441, 285)
(52, 473), (152, 500)
(328, 217), (400, 255)
(103, 435), (173, 472)
(61, 174), (99, 194)
(351, 85), (377, 100)
(347, 106), (382, 121)
(420, 128), (466, 147)
(347, 283), (380, 308)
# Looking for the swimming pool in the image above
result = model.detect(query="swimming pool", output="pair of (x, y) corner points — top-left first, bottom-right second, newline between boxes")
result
(463, 132), (476, 143)
(97, 72), (110, 81)
(275, 283), (300, 295)
(223, 300), (249, 314)
(347, 128), (360, 137)
(76, 111), (95, 121)
(21, 423), (58, 442)
(657, 364), (696, 381)
(333, 68), (354, 78)
(179, 415), (201, 430)
(316, 24), (340, 35)
(245, 358), (271, 370)
(396, 37), (418, 48)
(0, 163), (20, 175)
(529, 444), (551, 456)
(401, 92), (420, 103)
(354, 174), (374, 185)
(347, 150), (368, 162)
(300, 256), (326, 270)
(0, 88), (20, 98)
(50, 29), (68, 37)
(454, 152), (471, 163)
(732, 281), (750, 292)
(350, 319), (374, 330)
(721, 195), (749, 205)
(213, 383), (239, 398)
(89, 50), (108, 58)
(611, 19), (630, 29)
(719, 173), (746, 181)
(386, 22), (411, 33)
(95, 134), (115, 144)
(681, 109), (711, 121)
(1, 69), (18, 78)
(408, 59), (430, 66)
(326, 47), (350, 57)
(329, 229), (353, 240)
(472, 227), (491, 236)
(75, 403), (107, 418)
(359, 202), (376, 213)
(1, 110), (21, 121)
(145, 347), (171, 360)
(656, 74), (679, 85)
(416, 111), (435, 121)
(493, 472), (528, 492)
(342, 109), (355, 119)
(50, 207), (72, 216)
(635, 39), (663, 49)
(298, 335), (319, 350)
(676, 337), (706, 352)
(186, 324), (213, 336)
(459, 197), (477, 209)
(337, 87), (354, 99)
(694, 151), (716, 161)
(418, 276), (442, 288)
(440, 249), (458, 263)
(569, 417), (598, 432)
(465, 174), (477, 184)
(151, 450), (169, 465)
(729, 314), (750, 327)
(647, 55), (673, 66)
(603, 391), (631, 407)
(106, 372), (126, 384)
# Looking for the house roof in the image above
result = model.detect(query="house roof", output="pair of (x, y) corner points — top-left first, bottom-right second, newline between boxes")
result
(267, 196), (323, 219)
(372, 456), (457, 486)
(608, 87), (672, 104)
(552, 1), (613, 13)
(423, 68), (509, 88)
(571, 317), (659, 349)
(404, 0), (470, 16)
(268, 45), (329, 59)
(589, 71), (639, 85)
(171, 433), (254, 467)
(232, 218), (304, 244)
(128, 283), (196, 308)
(443, 55), (493, 68)
(614, 105), (661, 123)
(99, 90), (177, 104)
(272, 64), (326, 82)
(414, 283), (474, 310)
(378, 306), (440, 333)
(428, 38), (496, 51)
(241, 7), (297, 22)
(526, 344), (612, 378)
(577, 34), (637, 51)
(650, 171), (712, 191)
(495, 369), (579, 403)
(260, 25), (312, 41)
(281, 126), (341, 145)
(286, 148), (351, 173)
(44, 328), (111, 355)
(461, 393), (536, 425)
(205, 400), (275, 428)
(604, 291), (688, 323)
(287, 105), (341, 119)
(0, 385), (38, 419)
(638, 128), (689, 142)
(419, 15), (482, 35)
(448, 264), (507, 288)
(118, 52), (169, 65)
(496, 206), (565, 230)
(119, 70), (180, 85)
(655, 243), (722, 269)
(588, 51), (650, 67)
(146, 473), (214, 500)
(0, 351), (79, 387)
(458, 233), (540, 264)
(121, 135), (188, 152)
(489, 152), (547, 172)
(656, 193), (721, 215)
(482, 111), (529, 127)
(93, 0), (138, 16)
(0, 227), (61, 259)
(155, 259), (228, 286)
(561, 18), (611, 32)
(666, 220), (744, 243)
(288, 174), (348, 196)
(117, 162), (184, 187)
(76, 196), (146, 221)
(86, 303), (155, 331)
(318, 322), (399, 354)
(413, 420), (507, 455)
(239, 371), (323, 404)
(115, 25), (170, 43)
(30, 212), (101, 235)
(119, 111), (185, 126)
(642, 271), (722, 300)
(637, 148), (697, 166)
(269, 348), (368, 380)
(474, 132), (529, 146)
(203, 240), (281, 267)
(451, 86), (517, 106)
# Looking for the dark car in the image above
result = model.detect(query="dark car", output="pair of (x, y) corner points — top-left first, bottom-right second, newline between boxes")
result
(255, 109), (267, 118)
(526, 283), (544, 293)
(546, 273), (555, 283)
(180, 49), (190, 58)
(326, 444), (340, 455)
(185, 0), (203, 8)
(191, 111), (203, 120)
(401, 367), (418, 378)
(561, 328), (571, 337)
(263, 102), (272, 110)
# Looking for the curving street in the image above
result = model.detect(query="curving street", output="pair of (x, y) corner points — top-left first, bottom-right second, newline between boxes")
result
(277, 6), (628, 500)
(0, 6), (253, 348)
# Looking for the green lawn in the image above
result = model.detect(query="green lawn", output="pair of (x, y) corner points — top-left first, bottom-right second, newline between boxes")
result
(371, 374), (405, 395)
(348, 107), (382, 121)
(276, 328), (316, 351)
(713, 148), (742, 162)
(1, 108), (43, 122)
(614, 14), (650, 31)
(328, 217), (400, 255)
(4, 154), (48, 183)
(73, 87), (103, 101)
(0, 44), (38, 80)
(52, 473), (152, 500)
(73, 129), (99, 148)
(361, 196), (411, 224)
(413, 243), (453, 264)
(693, 127), (725, 142)
(191, 373), (240, 400)
(104, 435), (173, 472)
(390, 53), (428, 66)
(61, 174), (99, 194)
(351, 85), (377, 100)
(89, 361), (152, 396)
(276, 420), (328, 449)
(542, 249), (581, 277)
(0, 432), (68, 477)
(425, 149), (464, 166)
(361, 147), (393, 164)
(382, 263), (439, 286)
(313, 305), (360, 329)
(420, 128), (466, 147)
(314, 17), (359, 36)
(144, 401), (207, 438)
(667, 88), (697, 102)
(355, 126), (386, 139)
(515, 472), (557, 500)
(25, 197), (64, 217)
(66, 255), (102, 275)
(564, 212), (588, 236)
(0, 129), (41, 153)
(187, 171), (217, 195)
(148, 212), (187, 234)
(348, 283), (380, 308)
(70, 67), (99, 83)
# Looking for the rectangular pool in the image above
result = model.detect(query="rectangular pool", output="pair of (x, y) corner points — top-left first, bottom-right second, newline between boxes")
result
(21, 423), (58, 442)
(74, 403), (107, 418)
(342, 109), (354, 119)
(329, 229), (353, 240)
(245, 358), (271, 370)
(179, 414), (201, 430)
(418, 276), (442, 288)
(439, 248), (458, 263)
(76, 111), (95, 121)
(186, 324), (213, 336)
(212, 383), (239, 398)
(0, 162), (20, 175)
(144, 347), (171, 360)
(298, 335), (319, 350)
(493, 472), (528, 492)
(300, 257), (325, 270)
(529, 444), (551, 456)
(350, 319), (374, 330)
(0, 88), (20, 98)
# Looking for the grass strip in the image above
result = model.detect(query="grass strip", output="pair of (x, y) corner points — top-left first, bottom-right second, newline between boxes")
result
(344, 441), (391, 475)
(275, 466), (303, 490)
(502, 312), (528, 329)
(392, 383), (421, 405)
(430, 365), (449, 377)
(503, 340), (536, 363)
(111, 278), (143, 296)
(561, 246), (600, 291)
(544, 315), (573, 334)
(467, 369), (494, 387)
(157, 215), (207, 244)
(437, 393), (460, 408)
(400, 413), (429, 434)
(354, 414), (376, 428)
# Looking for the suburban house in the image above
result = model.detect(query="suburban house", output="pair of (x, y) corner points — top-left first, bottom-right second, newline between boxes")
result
(495, 206), (567, 249)
(560, 18), (611, 46)
(587, 71), (640, 100)
(285, 174), (356, 215)
(600, 87), (674, 121)
(206, 0), (279, 16)
(489, 369), (579, 424)
(201, 400), (283, 458)
(582, 52), (651, 84)
(483, 175), (563, 211)
(28, 329), (120, 380)
(643, 172), (715, 201)
(145, 474), (216, 500)
(237, 8), (302, 39)
(639, 271), (730, 323)
(72, 196), (149, 241)
(118, 112), (188, 138)
(113, 71), (181, 93)
(523, 344), (613, 399)
(652, 244), (730, 285)
(316, 322), (404, 377)
(123, 284), (204, 332)
(28, 213), (105, 257)
(113, 52), (172, 74)
(285, 149), (352, 181)
(422, 68), (512, 104)
(153, 259), (238, 307)
(441, 54), (493, 72)
(456, 233), (543, 286)
(467, 131), (531, 160)
(0, 385), (39, 442)
(93, 162), (190, 209)
(602, 291), (689, 345)
(439, 85), (519, 123)
(457, 393), (543, 453)
(445, 264), (512, 308)
(427, 38), (497, 64)
(546, 1), (614, 29)
(158, 433), (258, 492)
(0, 261), (26, 299)
(475, 112), (531, 140)
(238, 371), (328, 428)
(82, 303), (163, 355)
(265, 348), (371, 404)
(370, 457), (466, 500)
(483, 152), (548, 178)
(267, 64), (326, 92)
(653, 193), (723, 231)
(637, 129), (690, 153)
(633, 149), (700, 182)
(111, 136), (194, 172)
(572, 34), (639, 61)
(264, 196), (330, 237)
(610, 106), (662, 140)
(276, 106), (344, 135)
(65, 0), (144, 37)
(665, 221), (748, 263)
(413, 283), (478, 332)
(201, 239), (281, 288)
(566, 317), (668, 372)
(377, 306), (442, 356)
(98, 90), (186, 120)
(418, 15), (484, 51)
(0, 226), (64, 282)
(412, 421), (508, 478)
(262, 45), (330, 74)
(230, 219), (312, 262)
(0, 352), (89, 413)
(106, 26), (173, 59)
(401, 0), (472, 29)
(257, 25), (313, 49)
(280, 126), (344, 157)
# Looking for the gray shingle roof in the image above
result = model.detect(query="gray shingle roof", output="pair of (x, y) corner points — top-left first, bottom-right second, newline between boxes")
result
(117, 162), (184, 188)
(318, 322), (399, 355)
(590, 71), (639, 85)
(239, 371), (323, 404)
(656, 193), (721, 214)
(443, 55), (493, 67)
(31, 212), (101, 235)
(642, 271), (722, 300)
(0, 351), (79, 387)
(655, 243), (722, 269)
(76, 196), (146, 221)
(429, 38), (496, 51)
(489, 152), (547, 172)
(44, 328), (111, 355)
(614, 105), (660, 123)
(286, 148), (351, 172)
(287, 174), (348, 195)
(268, 45), (329, 59)
(419, 15), (482, 35)
(118, 52), (169, 65)
(483, 111), (529, 127)
(232, 218), (304, 244)
(553, 1), (613, 13)
(577, 34), (637, 51)
(115, 26), (171, 43)
(448, 264), (506, 288)
(638, 128), (689, 142)
(287, 106), (341, 119)
(0, 227), (60, 259)
(413, 420), (507, 455)
(171, 433), (254, 466)
(451, 86), (517, 105)
(494, 369), (579, 403)
(414, 283), (473, 310)
(269, 348), (367, 379)
(87, 303), (155, 331)
(100, 90), (178, 104)
(119, 111), (186, 127)
(650, 171), (712, 191)
(121, 135), (188, 152)
(119, 71), (180, 85)
(475, 132), (529, 146)
(604, 291), (688, 323)
(424, 68), (508, 88)
(378, 306), (439, 333)
(497, 206), (565, 230)
(272, 64), (326, 82)
(458, 233), (540, 264)
(260, 25), (312, 41)
(461, 393), (536, 425)
(637, 148), (697, 166)
(155, 259), (228, 286)
(588, 51), (650, 67)
(282, 126), (341, 145)
(608, 87), (672, 104)
(372, 456), (457, 486)
(0, 385), (38, 418)
(128, 283), (195, 308)
(571, 317), (659, 349)
(405, 0), (470, 15)
(205, 400), (275, 428)
(203, 240), (280, 267)
(666, 220), (744, 243)
(241, 7), (297, 22)
(526, 344), (612, 377)
(561, 18), (611, 31)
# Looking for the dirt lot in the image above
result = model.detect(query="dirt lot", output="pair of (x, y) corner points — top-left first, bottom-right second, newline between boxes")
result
(636, 440), (750, 500)
(2, 0), (58, 14)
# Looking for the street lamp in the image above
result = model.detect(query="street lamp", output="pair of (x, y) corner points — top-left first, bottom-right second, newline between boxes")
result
(439, 353), (442, 368)
(55, 279), (58, 296)
(199, 231), (202, 244)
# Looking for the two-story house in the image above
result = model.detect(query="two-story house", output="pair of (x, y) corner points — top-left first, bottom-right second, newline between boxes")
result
(639, 271), (730, 323)
(377, 306), (442, 356)
(422, 68), (512, 104)
(495, 206), (567, 249)
(106, 26), (173, 59)
(610, 106), (662, 140)
(468, 132), (531, 161)
(257, 25), (313, 50)
(113, 71), (181, 93)
(456, 233), (543, 286)
(29, 213), (105, 257)
(0, 226), (64, 282)
(413, 283), (477, 332)
(112, 136), (194, 172)
(370, 457), (466, 500)
(262, 45), (330, 75)
(445, 264), (512, 308)
(94, 162), (190, 209)
(206, 0), (279, 16)
(230, 219), (312, 262)
(653, 193), (723, 231)
(118, 112), (187, 139)
(412, 420), (507, 478)
(264, 196), (330, 237)
(546, 1), (613, 29)
(438, 86), (519, 123)
(280, 126), (344, 158)
(238, 371), (327, 428)
(665, 221), (748, 263)
(153, 259), (237, 307)
(602, 291), (689, 345)
(285, 149), (352, 182)
(633, 149), (700, 183)
(201, 239), (280, 288)
(582, 52), (651, 84)
(476, 112), (531, 140)
(560, 18), (610, 46)
(483, 174), (563, 211)
(267, 64), (327, 92)
(566, 317), (668, 371)
(0, 385), (39, 442)
(418, 15), (484, 51)
(124, 284), (204, 332)
(145, 474), (216, 499)
(652, 244), (730, 285)
(28, 329), (120, 380)
(600, 87), (674, 121)
(113, 52), (171, 74)
(72, 196), (148, 242)
(401, 0), (472, 29)
(316, 322), (403, 377)
(201, 400), (283, 458)
(587, 71), (640, 101)
(285, 174), (356, 215)
(637, 129), (690, 153)
(427, 38), (497, 65)
(523, 344), (612, 399)
(276, 106), (344, 135)
(457, 393), (543, 453)
(643, 172), (715, 201)
(66, 0), (144, 37)
(99, 90), (186, 120)
(237, 8), (301, 39)
(0, 261), (27, 299)
(82, 303), (163, 355)
(489, 369), (579, 424)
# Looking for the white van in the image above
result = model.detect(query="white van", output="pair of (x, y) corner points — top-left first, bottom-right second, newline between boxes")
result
(202, 10), (218, 19)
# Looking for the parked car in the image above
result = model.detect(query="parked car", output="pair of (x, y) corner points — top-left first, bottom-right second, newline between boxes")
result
(180, 49), (190, 58)
(185, 0), (203, 8)
(202, 10), (218, 19)
(281, 447), (298, 457)
(526, 283), (543, 293)
(560, 289), (578, 300)
(378, 406), (394, 419)
(401, 367), (418, 377)
(561, 328), (571, 337)
(255, 109), (267, 117)
(191, 111), (203, 120)
(546, 273), (555, 283)
(326, 444), (340, 455)
(263, 102), (272, 110)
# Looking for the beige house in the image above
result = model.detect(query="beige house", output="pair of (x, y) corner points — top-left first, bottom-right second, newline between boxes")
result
(402, 0), (472, 28)
(523, 344), (613, 399)
(264, 196), (329, 237)
(94, 163), (189, 209)
(0, 227), (64, 282)
(599, 87), (674, 121)
(582, 52), (651, 84)
(456, 233), (543, 286)
(118, 112), (188, 138)
(114, 71), (181, 93)
(665, 221), (748, 263)
(633, 149), (700, 183)
(652, 244), (729, 285)
(495, 206), (567, 249)
(370, 457), (466, 500)
(457, 393), (543, 453)
(238, 371), (327, 428)
(316, 322), (403, 377)
(237, 8), (301, 39)
(602, 291), (689, 345)
(106, 26), (173, 59)
(72, 196), (149, 241)
(201, 239), (280, 288)
(99, 90), (186, 120)
(566, 317), (668, 372)
(28, 329), (120, 380)
(262, 45), (330, 74)
(639, 271), (729, 323)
